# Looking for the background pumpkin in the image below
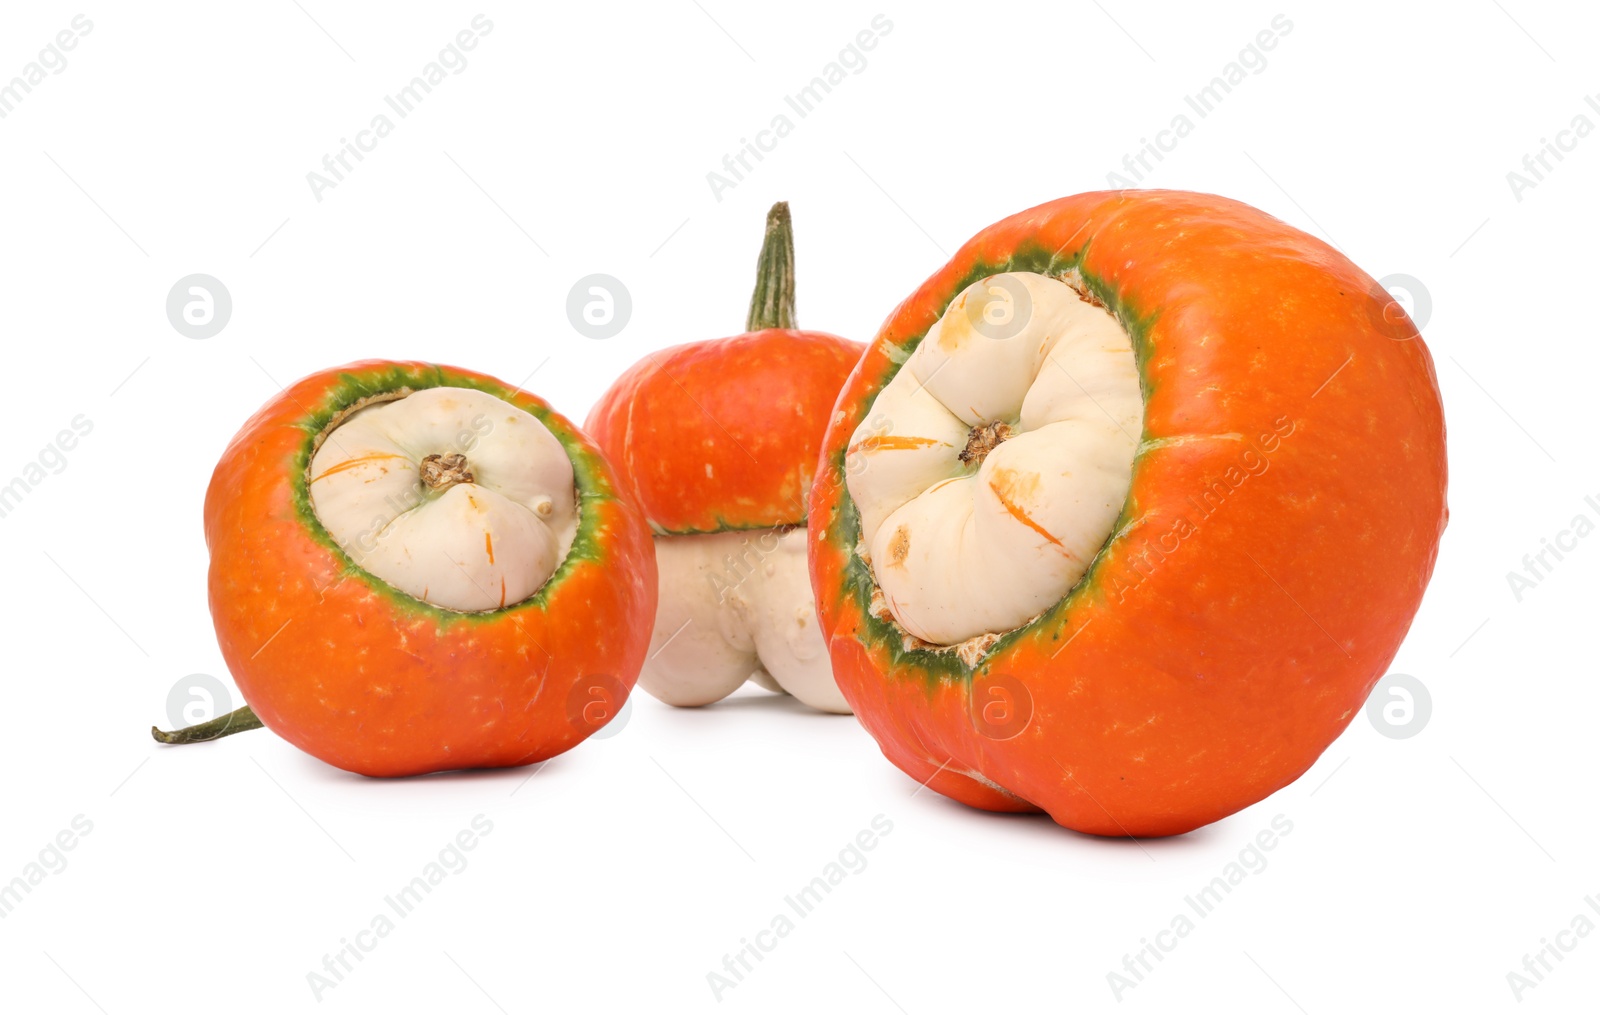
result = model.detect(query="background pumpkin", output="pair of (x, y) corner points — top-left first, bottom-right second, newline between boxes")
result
(587, 204), (863, 713)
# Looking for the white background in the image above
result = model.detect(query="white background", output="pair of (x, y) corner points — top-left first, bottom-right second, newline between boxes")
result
(0, 1), (1595, 1011)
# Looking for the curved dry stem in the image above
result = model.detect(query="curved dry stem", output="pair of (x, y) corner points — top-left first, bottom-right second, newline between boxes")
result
(152, 705), (264, 745)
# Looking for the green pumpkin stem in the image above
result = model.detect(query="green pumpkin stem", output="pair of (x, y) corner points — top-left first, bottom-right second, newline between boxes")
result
(746, 201), (797, 332)
(151, 705), (264, 745)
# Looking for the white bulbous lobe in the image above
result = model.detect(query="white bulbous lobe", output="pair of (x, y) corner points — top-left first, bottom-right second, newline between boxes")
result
(643, 527), (848, 713)
(308, 387), (578, 613)
(845, 271), (1143, 645)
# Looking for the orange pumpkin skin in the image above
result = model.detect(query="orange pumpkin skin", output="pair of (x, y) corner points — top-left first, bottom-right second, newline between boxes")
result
(809, 191), (1448, 837)
(205, 360), (656, 777)
(585, 330), (863, 533)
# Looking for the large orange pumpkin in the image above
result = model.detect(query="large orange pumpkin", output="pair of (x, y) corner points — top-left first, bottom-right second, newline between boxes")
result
(808, 190), (1447, 837)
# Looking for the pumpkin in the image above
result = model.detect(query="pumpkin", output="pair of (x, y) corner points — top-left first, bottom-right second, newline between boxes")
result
(168, 360), (656, 776)
(808, 190), (1447, 836)
(587, 203), (863, 712)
